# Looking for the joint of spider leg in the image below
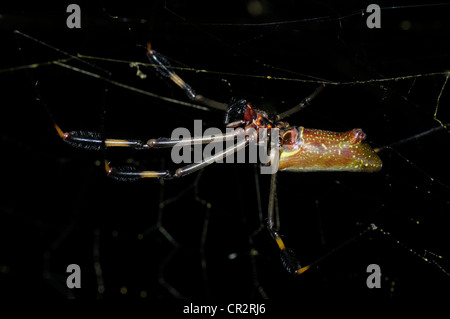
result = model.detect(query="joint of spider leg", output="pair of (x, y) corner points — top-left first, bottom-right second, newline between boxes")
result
(139, 141), (151, 150)
(54, 123), (105, 151)
(146, 139), (157, 148)
(145, 137), (181, 149)
(54, 123), (70, 141)
(160, 171), (176, 180)
(303, 97), (311, 106)
(146, 42), (155, 56)
(104, 161), (113, 176)
(104, 161), (134, 181)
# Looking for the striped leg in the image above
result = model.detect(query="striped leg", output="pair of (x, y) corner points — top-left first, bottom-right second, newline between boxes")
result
(54, 123), (242, 151)
(146, 43), (228, 111)
(54, 122), (248, 180)
(106, 130), (251, 181)
(267, 172), (311, 275)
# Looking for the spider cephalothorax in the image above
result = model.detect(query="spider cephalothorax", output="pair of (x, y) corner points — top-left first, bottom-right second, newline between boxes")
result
(224, 99), (274, 130)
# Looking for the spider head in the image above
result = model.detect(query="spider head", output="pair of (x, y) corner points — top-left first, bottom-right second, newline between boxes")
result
(224, 99), (273, 129)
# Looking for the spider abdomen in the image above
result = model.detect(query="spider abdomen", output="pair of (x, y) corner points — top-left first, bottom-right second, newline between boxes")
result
(278, 127), (382, 172)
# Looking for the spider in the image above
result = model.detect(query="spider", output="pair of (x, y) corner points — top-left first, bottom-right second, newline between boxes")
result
(52, 42), (383, 276)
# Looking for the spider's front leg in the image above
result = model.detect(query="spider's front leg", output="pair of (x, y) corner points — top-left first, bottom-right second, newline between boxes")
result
(146, 43), (228, 111)
(54, 122), (250, 180)
(105, 133), (249, 181)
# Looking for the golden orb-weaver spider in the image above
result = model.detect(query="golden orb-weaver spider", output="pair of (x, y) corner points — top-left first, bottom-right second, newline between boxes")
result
(50, 41), (382, 275)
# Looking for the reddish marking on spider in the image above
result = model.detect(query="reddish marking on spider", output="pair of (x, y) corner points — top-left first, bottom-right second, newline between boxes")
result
(244, 103), (256, 123)
(146, 42), (153, 55)
(54, 123), (71, 141)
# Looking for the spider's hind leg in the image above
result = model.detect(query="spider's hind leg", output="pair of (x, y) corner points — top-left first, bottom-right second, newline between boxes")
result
(267, 172), (311, 276)
(268, 227), (309, 276)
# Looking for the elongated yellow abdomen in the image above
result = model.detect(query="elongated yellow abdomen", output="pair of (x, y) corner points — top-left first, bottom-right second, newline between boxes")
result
(278, 127), (382, 172)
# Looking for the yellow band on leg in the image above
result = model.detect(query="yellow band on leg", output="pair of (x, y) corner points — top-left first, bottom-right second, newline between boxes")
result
(275, 236), (286, 251)
(296, 265), (310, 275)
(105, 139), (133, 147)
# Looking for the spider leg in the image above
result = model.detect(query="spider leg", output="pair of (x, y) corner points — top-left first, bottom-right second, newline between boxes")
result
(146, 43), (228, 111)
(54, 122), (249, 180)
(106, 130), (251, 181)
(275, 84), (325, 121)
(54, 123), (242, 150)
(267, 171), (311, 275)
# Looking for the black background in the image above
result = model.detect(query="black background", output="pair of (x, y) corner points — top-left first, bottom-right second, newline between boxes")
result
(1, 0), (450, 312)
